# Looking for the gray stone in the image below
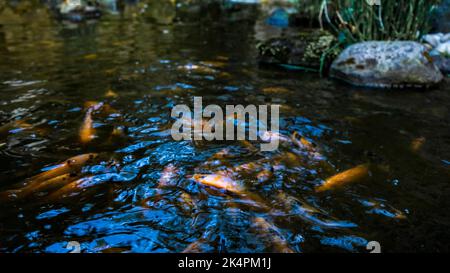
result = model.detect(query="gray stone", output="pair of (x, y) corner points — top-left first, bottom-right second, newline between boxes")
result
(330, 41), (444, 88)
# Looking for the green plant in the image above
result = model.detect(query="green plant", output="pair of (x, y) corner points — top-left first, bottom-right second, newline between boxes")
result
(293, 0), (324, 23)
(315, 0), (441, 44)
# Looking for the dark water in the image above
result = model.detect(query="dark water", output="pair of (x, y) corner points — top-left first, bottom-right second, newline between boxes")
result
(0, 3), (449, 253)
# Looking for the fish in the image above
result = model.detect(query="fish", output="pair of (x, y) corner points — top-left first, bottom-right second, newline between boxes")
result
(292, 131), (315, 151)
(105, 89), (119, 98)
(251, 217), (295, 253)
(360, 198), (408, 220)
(192, 174), (244, 194)
(45, 178), (87, 201)
(218, 72), (231, 79)
(192, 172), (270, 211)
(239, 140), (258, 152)
(28, 153), (98, 185)
(84, 101), (117, 117)
(104, 68), (117, 75)
(84, 101), (100, 109)
(182, 238), (209, 253)
(100, 104), (118, 116)
(411, 137), (426, 153)
(259, 131), (291, 143)
(179, 192), (197, 213)
(0, 154), (97, 201)
(45, 174), (107, 201)
(216, 56), (229, 61)
(0, 120), (33, 139)
(276, 192), (320, 214)
(80, 110), (95, 144)
(275, 193), (357, 229)
(177, 64), (218, 75)
(316, 164), (370, 192)
(6, 173), (81, 200)
(256, 169), (273, 184)
(199, 60), (227, 68)
(262, 87), (290, 94)
(80, 102), (103, 144)
(110, 126), (126, 138)
(83, 54), (98, 60)
(175, 116), (213, 142)
(233, 161), (263, 173)
(210, 148), (231, 160)
(273, 152), (302, 167)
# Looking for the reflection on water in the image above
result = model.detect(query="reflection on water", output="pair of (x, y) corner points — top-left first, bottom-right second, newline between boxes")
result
(0, 1), (450, 253)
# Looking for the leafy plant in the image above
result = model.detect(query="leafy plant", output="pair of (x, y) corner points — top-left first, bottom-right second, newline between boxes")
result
(318, 0), (442, 43)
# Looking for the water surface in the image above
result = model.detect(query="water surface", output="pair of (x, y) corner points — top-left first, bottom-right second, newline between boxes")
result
(0, 3), (449, 253)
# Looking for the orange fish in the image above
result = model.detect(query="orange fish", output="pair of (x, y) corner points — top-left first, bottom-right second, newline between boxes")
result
(218, 72), (231, 79)
(28, 154), (98, 184)
(110, 126), (126, 138)
(252, 217), (295, 253)
(13, 173), (81, 199)
(105, 89), (119, 98)
(256, 169), (273, 184)
(45, 177), (89, 201)
(80, 102), (103, 144)
(260, 131), (291, 143)
(210, 149), (231, 160)
(262, 87), (290, 94)
(363, 199), (408, 220)
(84, 101), (100, 109)
(233, 161), (262, 173)
(177, 64), (218, 74)
(193, 174), (244, 194)
(179, 192), (197, 213)
(411, 137), (426, 153)
(316, 164), (370, 192)
(273, 152), (301, 167)
(216, 56), (229, 61)
(0, 120), (33, 139)
(199, 60), (227, 68)
(84, 54), (98, 60)
(239, 140), (258, 152)
(292, 131), (315, 151)
(192, 173), (269, 211)
(80, 110), (95, 144)
(182, 238), (209, 253)
(0, 154), (97, 201)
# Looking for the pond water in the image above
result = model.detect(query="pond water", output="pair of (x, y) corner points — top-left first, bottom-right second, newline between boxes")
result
(0, 2), (449, 253)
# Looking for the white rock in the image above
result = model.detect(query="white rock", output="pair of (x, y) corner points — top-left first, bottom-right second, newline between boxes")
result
(436, 42), (450, 56)
(423, 33), (444, 47)
(330, 41), (444, 88)
(59, 0), (83, 14)
(442, 33), (450, 43)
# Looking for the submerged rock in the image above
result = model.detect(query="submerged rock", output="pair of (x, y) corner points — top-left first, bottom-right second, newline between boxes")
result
(257, 30), (340, 71)
(330, 41), (444, 88)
